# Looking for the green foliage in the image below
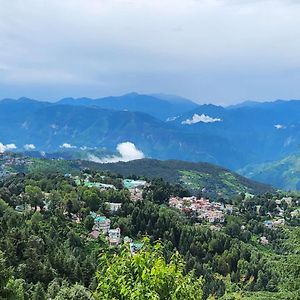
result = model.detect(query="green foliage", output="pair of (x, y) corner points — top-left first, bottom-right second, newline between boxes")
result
(95, 238), (203, 300)
(0, 251), (25, 300)
(0, 170), (298, 299)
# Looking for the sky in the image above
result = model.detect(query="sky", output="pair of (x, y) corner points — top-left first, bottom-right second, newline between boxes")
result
(1, 0), (300, 104)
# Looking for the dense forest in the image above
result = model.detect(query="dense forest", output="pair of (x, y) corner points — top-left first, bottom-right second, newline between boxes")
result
(0, 170), (299, 299)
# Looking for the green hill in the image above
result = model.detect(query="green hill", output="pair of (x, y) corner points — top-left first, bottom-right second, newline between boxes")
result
(76, 158), (274, 198)
(238, 153), (300, 191)
(2, 155), (273, 199)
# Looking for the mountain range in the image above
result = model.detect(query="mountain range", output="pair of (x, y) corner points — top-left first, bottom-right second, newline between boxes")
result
(58, 92), (198, 121)
(1, 93), (300, 182)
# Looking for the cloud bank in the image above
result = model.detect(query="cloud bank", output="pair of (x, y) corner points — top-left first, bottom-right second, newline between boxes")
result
(0, 143), (17, 153)
(88, 142), (145, 163)
(182, 114), (222, 125)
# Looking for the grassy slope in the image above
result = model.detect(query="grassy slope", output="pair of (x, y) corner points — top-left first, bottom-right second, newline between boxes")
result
(238, 153), (300, 191)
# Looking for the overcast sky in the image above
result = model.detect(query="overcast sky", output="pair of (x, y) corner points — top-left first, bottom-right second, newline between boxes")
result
(1, 0), (300, 104)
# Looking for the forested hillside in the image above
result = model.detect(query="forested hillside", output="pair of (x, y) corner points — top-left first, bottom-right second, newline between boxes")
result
(0, 169), (299, 299)
(1, 154), (273, 199)
(81, 158), (274, 198)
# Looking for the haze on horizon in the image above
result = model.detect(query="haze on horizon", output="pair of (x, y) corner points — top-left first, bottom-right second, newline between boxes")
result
(1, 0), (300, 105)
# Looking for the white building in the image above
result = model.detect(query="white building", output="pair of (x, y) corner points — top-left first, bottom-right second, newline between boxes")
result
(93, 216), (111, 234)
(107, 202), (122, 212)
(108, 228), (121, 246)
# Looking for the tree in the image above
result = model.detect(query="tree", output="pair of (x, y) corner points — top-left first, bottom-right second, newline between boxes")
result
(53, 283), (92, 300)
(0, 251), (25, 300)
(95, 238), (203, 300)
(82, 190), (100, 212)
(25, 185), (44, 211)
(84, 215), (95, 231)
(32, 282), (46, 300)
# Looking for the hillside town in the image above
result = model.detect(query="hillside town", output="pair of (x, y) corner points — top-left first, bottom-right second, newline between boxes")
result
(169, 196), (234, 223)
(0, 153), (32, 178)
(71, 174), (148, 252)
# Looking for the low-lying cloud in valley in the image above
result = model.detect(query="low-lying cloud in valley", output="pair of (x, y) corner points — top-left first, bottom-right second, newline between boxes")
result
(88, 142), (145, 163)
(182, 114), (222, 125)
(0, 143), (17, 153)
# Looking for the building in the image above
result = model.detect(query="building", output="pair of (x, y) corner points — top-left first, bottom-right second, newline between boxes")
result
(124, 236), (133, 244)
(291, 209), (300, 218)
(108, 228), (121, 246)
(107, 202), (122, 212)
(130, 242), (143, 255)
(123, 179), (147, 189)
(15, 204), (31, 213)
(225, 204), (234, 214)
(129, 188), (143, 201)
(264, 220), (273, 228)
(260, 236), (269, 245)
(281, 197), (293, 206)
(89, 230), (101, 239)
(84, 181), (116, 190)
(273, 218), (285, 227)
(93, 216), (111, 234)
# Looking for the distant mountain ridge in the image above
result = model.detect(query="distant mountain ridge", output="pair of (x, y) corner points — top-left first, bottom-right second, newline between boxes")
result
(0, 97), (239, 168)
(57, 92), (198, 120)
(1, 95), (300, 174)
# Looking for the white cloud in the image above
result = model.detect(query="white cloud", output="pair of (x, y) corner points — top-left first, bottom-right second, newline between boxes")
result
(60, 143), (77, 149)
(24, 144), (36, 150)
(274, 124), (286, 129)
(182, 114), (222, 125)
(116, 142), (145, 161)
(88, 142), (145, 163)
(0, 142), (17, 153)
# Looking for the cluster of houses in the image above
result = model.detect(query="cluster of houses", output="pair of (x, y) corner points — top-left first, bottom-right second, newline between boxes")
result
(259, 195), (300, 220)
(0, 153), (32, 178)
(88, 212), (142, 253)
(169, 196), (234, 223)
(65, 174), (147, 250)
(89, 213), (121, 246)
(260, 218), (286, 246)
